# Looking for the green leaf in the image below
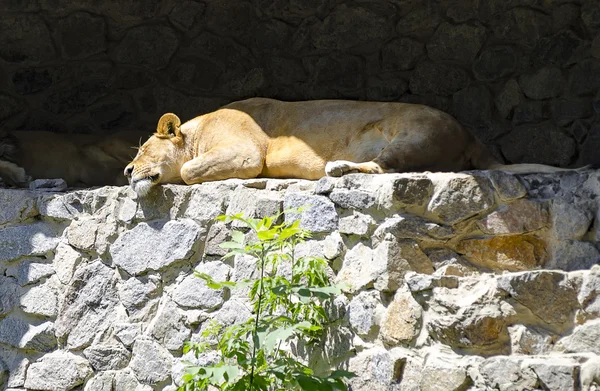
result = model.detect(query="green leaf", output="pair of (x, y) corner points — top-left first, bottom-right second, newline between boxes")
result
(231, 230), (245, 244)
(257, 229), (277, 241)
(220, 241), (245, 249)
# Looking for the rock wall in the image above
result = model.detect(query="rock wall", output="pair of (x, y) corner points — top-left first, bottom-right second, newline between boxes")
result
(1, 1), (600, 166)
(1, 171), (600, 390)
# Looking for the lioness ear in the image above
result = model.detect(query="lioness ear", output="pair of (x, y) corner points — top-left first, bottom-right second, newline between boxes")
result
(156, 113), (182, 138)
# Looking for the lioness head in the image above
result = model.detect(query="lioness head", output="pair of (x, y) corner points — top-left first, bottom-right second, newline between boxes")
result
(124, 113), (187, 196)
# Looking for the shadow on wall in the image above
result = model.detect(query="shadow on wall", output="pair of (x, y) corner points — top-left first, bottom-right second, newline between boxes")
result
(0, 1), (598, 168)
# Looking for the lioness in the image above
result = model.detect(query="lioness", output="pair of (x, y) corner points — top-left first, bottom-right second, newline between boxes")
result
(125, 97), (577, 196)
(0, 130), (148, 187)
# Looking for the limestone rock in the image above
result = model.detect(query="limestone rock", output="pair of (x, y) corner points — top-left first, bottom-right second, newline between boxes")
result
(373, 215), (454, 244)
(478, 356), (538, 391)
(338, 211), (375, 236)
(348, 347), (417, 391)
(67, 218), (99, 250)
(129, 337), (173, 385)
(0, 276), (18, 316)
(508, 324), (554, 355)
(83, 371), (115, 391)
(53, 242), (84, 284)
(24, 351), (92, 391)
(0, 190), (37, 226)
(110, 219), (202, 276)
(528, 358), (579, 391)
(380, 287), (422, 346)
(113, 322), (142, 348)
(420, 352), (471, 391)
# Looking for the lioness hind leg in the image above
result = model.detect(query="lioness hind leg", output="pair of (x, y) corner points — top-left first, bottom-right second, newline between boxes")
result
(325, 160), (385, 177)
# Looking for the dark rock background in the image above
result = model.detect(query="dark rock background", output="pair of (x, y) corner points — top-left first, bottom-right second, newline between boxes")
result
(0, 0), (599, 167)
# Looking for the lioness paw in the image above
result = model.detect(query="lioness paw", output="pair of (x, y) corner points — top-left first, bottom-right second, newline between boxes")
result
(325, 160), (358, 177)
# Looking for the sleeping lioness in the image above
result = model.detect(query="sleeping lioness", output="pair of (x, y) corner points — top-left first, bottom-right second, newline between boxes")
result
(125, 97), (578, 196)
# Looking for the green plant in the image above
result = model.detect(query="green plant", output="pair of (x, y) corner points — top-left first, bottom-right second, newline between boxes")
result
(178, 210), (354, 391)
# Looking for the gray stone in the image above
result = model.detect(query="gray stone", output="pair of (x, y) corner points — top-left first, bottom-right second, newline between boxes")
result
(501, 122), (577, 166)
(348, 347), (417, 391)
(44, 81), (109, 115)
(56, 11), (106, 60)
(420, 353), (470, 391)
(487, 170), (527, 201)
(308, 4), (392, 51)
(0, 15), (56, 63)
(551, 97), (593, 125)
(593, 34), (600, 59)
(582, 0), (600, 31)
(19, 280), (58, 317)
(396, 7), (442, 38)
(225, 187), (282, 226)
(172, 261), (230, 310)
(53, 242), (84, 285)
(113, 368), (149, 391)
(129, 337), (173, 385)
(473, 45), (518, 81)
(381, 38), (423, 71)
(67, 218), (99, 251)
(392, 175), (433, 207)
(426, 173), (494, 225)
(111, 25), (179, 70)
(113, 322), (142, 348)
(284, 193), (338, 233)
(491, 8), (551, 47)
(0, 276), (18, 316)
(6, 258), (54, 286)
(427, 22), (486, 63)
(528, 358), (579, 391)
(373, 215), (453, 244)
(453, 84), (493, 129)
(0, 317), (56, 351)
(479, 356), (537, 391)
(148, 300), (191, 352)
(55, 261), (120, 349)
(519, 67), (564, 100)
(329, 189), (376, 210)
(12, 68), (53, 95)
(83, 371), (115, 391)
(347, 290), (384, 337)
(0, 190), (37, 225)
(498, 271), (578, 329)
(0, 222), (63, 262)
(508, 324), (554, 355)
(169, 0), (206, 30)
(204, 221), (231, 257)
(118, 276), (160, 312)
(183, 184), (230, 222)
(83, 344), (130, 371)
(24, 351), (92, 391)
(477, 199), (548, 235)
(568, 59), (600, 96)
(555, 319), (600, 355)
(495, 79), (524, 119)
(512, 101), (546, 125)
(338, 212), (375, 236)
(409, 61), (471, 96)
(110, 219), (202, 276)
(532, 29), (588, 68)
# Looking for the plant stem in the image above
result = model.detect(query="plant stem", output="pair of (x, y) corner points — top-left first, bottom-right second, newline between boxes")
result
(249, 245), (268, 391)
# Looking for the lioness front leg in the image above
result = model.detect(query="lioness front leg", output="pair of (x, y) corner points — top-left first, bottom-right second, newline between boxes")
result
(181, 147), (264, 184)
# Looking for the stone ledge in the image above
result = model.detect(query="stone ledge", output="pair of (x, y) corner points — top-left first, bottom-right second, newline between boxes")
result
(0, 170), (599, 390)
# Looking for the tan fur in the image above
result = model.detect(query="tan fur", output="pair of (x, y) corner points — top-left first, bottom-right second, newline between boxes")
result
(125, 97), (580, 196)
(2, 130), (149, 187)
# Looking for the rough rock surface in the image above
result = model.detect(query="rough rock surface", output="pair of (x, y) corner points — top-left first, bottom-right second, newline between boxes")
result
(0, 171), (599, 390)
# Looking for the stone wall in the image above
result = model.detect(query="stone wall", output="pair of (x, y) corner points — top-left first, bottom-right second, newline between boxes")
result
(1, 171), (600, 390)
(1, 1), (600, 166)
